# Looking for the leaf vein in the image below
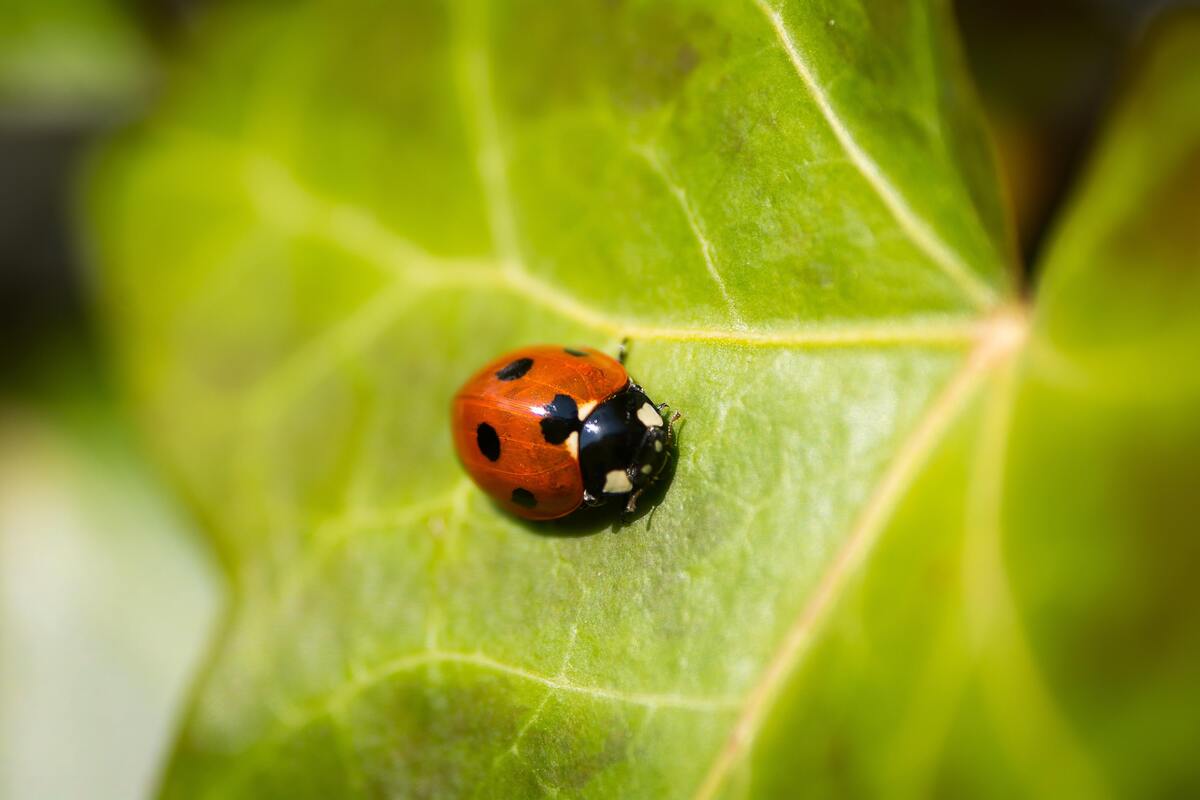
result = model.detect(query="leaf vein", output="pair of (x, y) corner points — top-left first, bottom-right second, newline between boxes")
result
(243, 154), (984, 361)
(632, 143), (746, 328)
(237, 646), (743, 785)
(752, 0), (997, 309)
(692, 306), (1029, 799)
(456, 0), (520, 265)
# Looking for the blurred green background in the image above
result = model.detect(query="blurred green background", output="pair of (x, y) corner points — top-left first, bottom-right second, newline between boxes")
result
(0, 0), (1191, 797)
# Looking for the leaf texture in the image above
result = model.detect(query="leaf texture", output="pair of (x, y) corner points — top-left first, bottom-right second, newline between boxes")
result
(85, 1), (1200, 797)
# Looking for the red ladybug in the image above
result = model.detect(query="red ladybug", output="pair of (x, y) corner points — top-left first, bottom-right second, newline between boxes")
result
(451, 345), (678, 520)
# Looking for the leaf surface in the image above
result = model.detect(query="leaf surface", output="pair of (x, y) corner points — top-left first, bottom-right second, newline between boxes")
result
(0, 0), (151, 121)
(86, 1), (1200, 797)
(745, 14), (1200, 798)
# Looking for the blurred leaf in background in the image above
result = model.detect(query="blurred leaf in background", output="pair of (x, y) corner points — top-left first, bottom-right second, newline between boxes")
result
(0, 0), (157, 372)
(0, 2), (220, 800)
(0, 358), (220, 800)
(82, 0), (1200, 797)
(0, 0), (154, 124)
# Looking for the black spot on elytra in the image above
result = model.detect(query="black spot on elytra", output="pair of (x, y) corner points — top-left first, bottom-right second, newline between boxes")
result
(564, 347), (588, 357)
(511, 488), (537, 508)
(496, 357), (533, 381)
(476, 423), (501, 461)
(540, 393), (580, 445)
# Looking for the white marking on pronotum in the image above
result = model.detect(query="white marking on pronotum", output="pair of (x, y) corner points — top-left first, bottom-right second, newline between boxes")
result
(604, 470), (634, 494)
(577, 400), (598, 421)
(638, 402), (663, 428)
(565, 431), (579, 460)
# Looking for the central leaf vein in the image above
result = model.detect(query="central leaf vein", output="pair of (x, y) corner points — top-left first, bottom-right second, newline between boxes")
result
(693, 307), (1028, 799)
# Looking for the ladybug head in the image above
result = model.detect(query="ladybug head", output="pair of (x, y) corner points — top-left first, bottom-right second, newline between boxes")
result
(578, 385), (673, 506)
(628, 416), (671, 491)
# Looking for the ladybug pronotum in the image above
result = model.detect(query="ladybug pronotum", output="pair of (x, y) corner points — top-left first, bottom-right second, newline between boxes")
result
(451, 345), (677, 520)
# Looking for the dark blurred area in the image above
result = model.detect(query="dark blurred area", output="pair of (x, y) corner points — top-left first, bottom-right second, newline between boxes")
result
(0, 126), (91, 365)
(0, 0), (199, 378)
(956, 0), (1184, 269)
(0, 0), (1183, 376)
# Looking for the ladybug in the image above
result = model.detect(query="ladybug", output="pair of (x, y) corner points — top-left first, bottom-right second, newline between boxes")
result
(451, 344), (678, 521)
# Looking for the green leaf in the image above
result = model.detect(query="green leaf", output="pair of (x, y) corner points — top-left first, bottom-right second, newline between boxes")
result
(0, 0), (152, 122)
(84, 1), (1199, 797)
(747, 14), (1200, 799)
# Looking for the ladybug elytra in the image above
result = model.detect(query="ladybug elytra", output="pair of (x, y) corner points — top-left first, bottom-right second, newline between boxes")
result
(451, 345), (677, 520)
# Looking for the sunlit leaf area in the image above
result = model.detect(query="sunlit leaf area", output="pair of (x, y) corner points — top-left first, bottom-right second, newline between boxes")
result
(3, 1), (1198, 797)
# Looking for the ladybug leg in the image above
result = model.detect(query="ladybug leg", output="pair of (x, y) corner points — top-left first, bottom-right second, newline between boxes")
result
(624, 488), (644, 516)
(665, 409), (682, 446)
(655, 403), (682, 422)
